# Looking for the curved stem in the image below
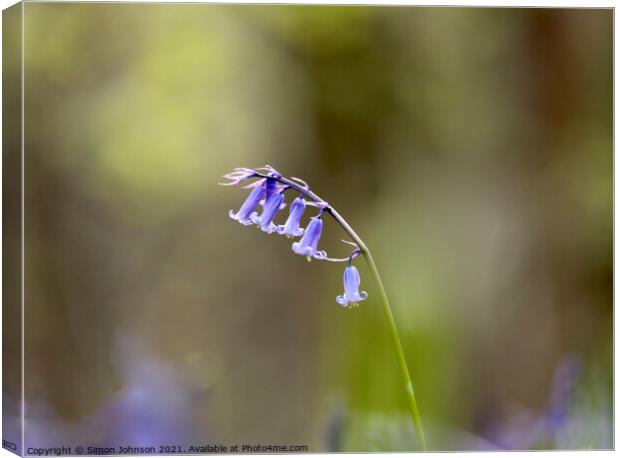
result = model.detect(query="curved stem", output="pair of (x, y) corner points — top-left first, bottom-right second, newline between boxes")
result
(330, 207), (427, 451)
(363, 251), (427, 451)
(251, 172), (426, 450)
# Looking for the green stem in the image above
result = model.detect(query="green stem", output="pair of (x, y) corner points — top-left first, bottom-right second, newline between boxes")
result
(322, 205), (427, 451)
(250, 172), (427, 450)
(363, 250), (427, 451)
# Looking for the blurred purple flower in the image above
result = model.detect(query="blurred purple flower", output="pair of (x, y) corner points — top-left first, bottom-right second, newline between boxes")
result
(85, 336), (207, 447)
(545, 356), (582, 435)
(277, 197), (306, 238)
(292, 216), (327, 260)
(336, 265), (368, 308)
(479, 355), (584, 450)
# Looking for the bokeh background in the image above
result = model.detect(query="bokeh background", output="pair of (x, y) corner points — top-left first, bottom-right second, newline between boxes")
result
(6, 3), (613, 452)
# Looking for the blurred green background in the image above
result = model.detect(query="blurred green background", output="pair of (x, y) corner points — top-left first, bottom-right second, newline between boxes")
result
(13, 3), (613, 451)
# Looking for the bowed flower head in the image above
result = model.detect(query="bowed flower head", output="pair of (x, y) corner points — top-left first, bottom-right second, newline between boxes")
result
(229, 185), (264, 225)
(221, 167), (435, 452)
(222, 165), (369, 304)
(252, 191), (284, 233)
(277, 197), (306, 238)
(292, 216), (326, 260)
(337, 265), (368, 308)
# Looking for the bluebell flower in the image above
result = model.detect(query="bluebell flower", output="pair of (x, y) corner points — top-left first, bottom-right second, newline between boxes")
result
(277, 197), (306, 238)
(251, 191), (284, 233)
(229, 185), (265, 225)
(336, 265), (368, 308)
(264, 177), (277, 202)
(292, 216), (327, 260)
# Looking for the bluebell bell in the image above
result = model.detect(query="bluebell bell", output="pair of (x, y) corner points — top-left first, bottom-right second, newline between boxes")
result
(277, 197), (306, 238)
(251, 191), (284, 233)
(336, 265), (368, 308)
(229, 185), (264, 225)
(292, 216), (327, 260)
(264, 177), (278, 202)
(222, 166), (371, 303)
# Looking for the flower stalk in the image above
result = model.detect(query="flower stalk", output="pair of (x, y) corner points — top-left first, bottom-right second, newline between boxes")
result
(364, 251), (427, 451)
(221, 166), (426, 450)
